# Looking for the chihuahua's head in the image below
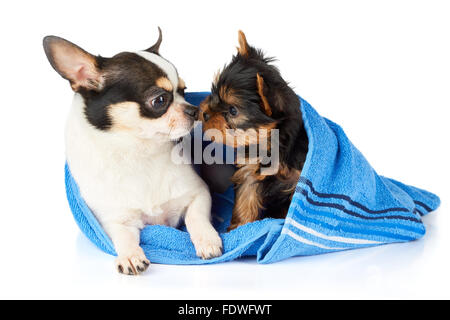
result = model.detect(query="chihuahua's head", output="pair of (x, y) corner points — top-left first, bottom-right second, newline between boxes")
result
(199, 31), (301, 148)
(43, 28), (197, 142)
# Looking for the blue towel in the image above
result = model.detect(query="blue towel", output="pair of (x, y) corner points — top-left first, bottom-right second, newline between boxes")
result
(65, 92), (440, 264)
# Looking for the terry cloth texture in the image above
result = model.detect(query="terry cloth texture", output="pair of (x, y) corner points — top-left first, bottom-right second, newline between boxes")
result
(65, 92), (440, 264)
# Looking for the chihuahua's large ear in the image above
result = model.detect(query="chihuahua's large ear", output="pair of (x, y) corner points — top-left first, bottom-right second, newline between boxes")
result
(237, 30), (250, 58)
(145, 27), (163, 54)
(43, 36), (104, 92)
(256, 73), (272, 116)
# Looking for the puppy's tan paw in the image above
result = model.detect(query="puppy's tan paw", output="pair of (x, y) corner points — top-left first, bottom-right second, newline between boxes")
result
(115, 249), (150, 275)
(192, 231), (223, 260)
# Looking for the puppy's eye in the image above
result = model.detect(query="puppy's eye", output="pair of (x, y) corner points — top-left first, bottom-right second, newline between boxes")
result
(229, 106), (238, 116)
(151, 95), (167, 109)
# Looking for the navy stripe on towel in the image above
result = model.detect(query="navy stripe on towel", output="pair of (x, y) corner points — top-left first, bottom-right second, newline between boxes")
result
(298, 177), (410, 214)
(414, 200), (432, 213)
(297, 188), (422, 223)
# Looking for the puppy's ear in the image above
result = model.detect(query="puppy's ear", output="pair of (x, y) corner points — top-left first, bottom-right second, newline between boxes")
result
(237, 30), (250, 57)
(145, 27), (163, 54)
(43, 36), (104, 92)
(256, 73), (272, 116)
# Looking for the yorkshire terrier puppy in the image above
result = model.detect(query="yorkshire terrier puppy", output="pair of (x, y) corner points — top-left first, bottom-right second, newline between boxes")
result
(199, 31), (309, 230)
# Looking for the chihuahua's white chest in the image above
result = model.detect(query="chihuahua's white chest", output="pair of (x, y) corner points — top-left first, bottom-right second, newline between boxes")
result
(65, 95), (202, 227)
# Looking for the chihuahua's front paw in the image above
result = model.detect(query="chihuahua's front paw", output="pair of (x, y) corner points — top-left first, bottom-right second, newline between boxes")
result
(192, 230), (223, 260)
(115, 248), (150, 275)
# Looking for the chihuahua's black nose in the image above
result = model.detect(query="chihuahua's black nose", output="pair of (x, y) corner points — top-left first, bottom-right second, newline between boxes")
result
(183, 104), (198, 120)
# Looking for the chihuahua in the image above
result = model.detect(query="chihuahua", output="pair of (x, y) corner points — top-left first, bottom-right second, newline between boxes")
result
(199, 31), (309, 230)
(43, 28), (222, 275)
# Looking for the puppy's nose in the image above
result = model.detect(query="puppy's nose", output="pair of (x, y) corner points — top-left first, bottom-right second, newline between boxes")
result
(183, 104), (198, 120)
(203, 112), (210, 122)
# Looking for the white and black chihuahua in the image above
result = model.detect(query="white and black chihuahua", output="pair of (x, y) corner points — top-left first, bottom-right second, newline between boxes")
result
(43, 28), (223, 275)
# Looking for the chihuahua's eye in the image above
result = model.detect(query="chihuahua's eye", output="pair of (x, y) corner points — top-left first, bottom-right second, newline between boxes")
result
(229, 106), (238, 116)
(151, 94), (167, 109)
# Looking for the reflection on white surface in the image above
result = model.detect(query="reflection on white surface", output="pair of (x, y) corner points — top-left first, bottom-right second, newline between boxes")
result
(57, 207), (445, 299)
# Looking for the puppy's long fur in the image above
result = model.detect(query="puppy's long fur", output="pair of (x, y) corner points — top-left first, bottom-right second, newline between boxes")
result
(200, 31), (309, 230)
(44, 29), (222, 275)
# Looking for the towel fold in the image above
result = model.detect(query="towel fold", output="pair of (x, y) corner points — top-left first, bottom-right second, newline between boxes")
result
(65, 92), (440, 264)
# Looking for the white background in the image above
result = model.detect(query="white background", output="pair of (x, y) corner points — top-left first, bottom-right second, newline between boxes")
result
(0, 0), (449, 299)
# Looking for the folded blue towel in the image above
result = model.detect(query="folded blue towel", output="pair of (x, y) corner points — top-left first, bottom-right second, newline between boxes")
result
(65, 92), (440, 264)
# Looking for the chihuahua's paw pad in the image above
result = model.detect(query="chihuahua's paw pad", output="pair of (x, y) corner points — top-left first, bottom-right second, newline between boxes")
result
(115, 250), (150, 275)
(192, 232), (223, 260)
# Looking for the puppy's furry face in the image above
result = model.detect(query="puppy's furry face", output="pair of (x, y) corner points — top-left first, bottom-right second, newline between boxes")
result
(44, 30), (196, 142)
(199, 31), (301, 148)
(199, 85), (276, 147)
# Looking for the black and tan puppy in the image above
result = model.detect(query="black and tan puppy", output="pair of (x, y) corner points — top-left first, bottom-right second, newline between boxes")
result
(199, 31), (309, 230)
